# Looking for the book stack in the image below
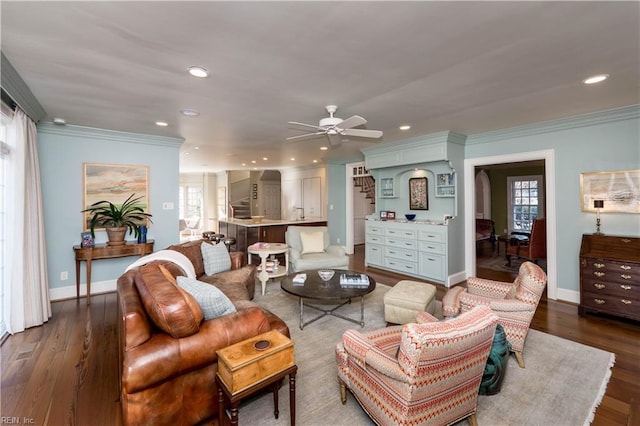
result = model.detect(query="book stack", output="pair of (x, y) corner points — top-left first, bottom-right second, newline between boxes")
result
(340, 273), (370, 287)
(292, 273), (306, 286)
(256, 261), (276, 273)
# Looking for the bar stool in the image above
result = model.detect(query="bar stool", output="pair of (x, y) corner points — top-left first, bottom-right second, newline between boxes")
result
(223, 237), (236, 252)
(202, 232), (224, 243)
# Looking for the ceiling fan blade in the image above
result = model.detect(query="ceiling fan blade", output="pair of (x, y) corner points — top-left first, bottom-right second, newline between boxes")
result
(337, 115), (367, 130)
(288, 121), (324, 131)
(286, 131), (326, 141)
(343, 129), (383, 139)
(328, 133), (343, 147)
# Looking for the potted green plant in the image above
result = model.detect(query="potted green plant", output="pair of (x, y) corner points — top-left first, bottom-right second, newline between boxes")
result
(81, 193), (153, 246)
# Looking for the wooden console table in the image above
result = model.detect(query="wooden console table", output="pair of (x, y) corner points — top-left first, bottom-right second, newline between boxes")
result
(73, 240), (154, 304)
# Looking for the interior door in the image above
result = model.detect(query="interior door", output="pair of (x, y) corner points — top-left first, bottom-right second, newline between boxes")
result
(303, 177), (321, 218)
(262, 183), (281, 219)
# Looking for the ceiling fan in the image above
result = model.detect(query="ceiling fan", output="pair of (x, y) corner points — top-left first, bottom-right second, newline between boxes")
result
(287, 105), (383, 146)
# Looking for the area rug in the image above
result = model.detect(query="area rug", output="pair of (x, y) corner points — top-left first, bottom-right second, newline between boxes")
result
(238, 282), (614, 426)
(478, 255), (547, 274)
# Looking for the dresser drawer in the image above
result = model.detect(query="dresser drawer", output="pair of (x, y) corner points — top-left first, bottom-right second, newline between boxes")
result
(418, 240), (446, 255)
(385, 258), (418, 275)
(366, 234), (384, 245)
(418, 228), (446, 243)
(385, 227), (417, 240)
(419, 253), (446, 282)
(581, 258), (640, 285)
(385, 246), (418, 262)
(581, 291), (640, 319)
(385, 237), (417, 249)
(366, 223), (384, 235)
(581, 278), (639, 299)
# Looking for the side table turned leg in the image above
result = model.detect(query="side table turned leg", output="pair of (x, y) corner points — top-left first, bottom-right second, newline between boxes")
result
(289, 371), (297, 426)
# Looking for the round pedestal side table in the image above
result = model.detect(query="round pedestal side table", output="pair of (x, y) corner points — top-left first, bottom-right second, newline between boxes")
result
(247, 243), (289, 296)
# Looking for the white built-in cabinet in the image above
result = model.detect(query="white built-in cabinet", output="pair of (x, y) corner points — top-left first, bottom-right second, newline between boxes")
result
(365, 220), (448, 284)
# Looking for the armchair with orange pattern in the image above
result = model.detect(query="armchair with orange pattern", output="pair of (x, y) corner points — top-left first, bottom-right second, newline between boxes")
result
(442, 261), (547, 368)
(335, 306), (498, 426)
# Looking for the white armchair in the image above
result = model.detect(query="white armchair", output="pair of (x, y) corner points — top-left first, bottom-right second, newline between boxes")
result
(285, 226), (349, 272)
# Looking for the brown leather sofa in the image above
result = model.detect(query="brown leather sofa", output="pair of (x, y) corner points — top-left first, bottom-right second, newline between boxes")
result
(117, 239), (289, 425)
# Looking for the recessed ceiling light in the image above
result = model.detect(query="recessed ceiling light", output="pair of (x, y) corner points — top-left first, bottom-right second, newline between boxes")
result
(290, 157), (295, 161)
(194, 146), (200, 150)
(155, 121), (168, 127)
(583, 74), (609, 85)
(399, 125), (411, 130)
(188, 66), (209, 78)
(320, 146), (329, 151)
(263, 157), (268, 161)
(180, 108), (200, 117)
(241, 163), (246, 166)
(251, 160), (256, 164)
(313, 160), (318, 163)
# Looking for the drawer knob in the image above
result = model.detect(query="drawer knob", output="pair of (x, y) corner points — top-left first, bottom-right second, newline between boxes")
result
(594, 299), (605, 305)
(620, 285), (632, 290)
(620, 265), (632, 271)
(621, 274), (632, 280)
(593, 272), (605, 277)
(621, 299), (632, 305)
(593, 263), (605, 268)
(593, 283), (605, 290)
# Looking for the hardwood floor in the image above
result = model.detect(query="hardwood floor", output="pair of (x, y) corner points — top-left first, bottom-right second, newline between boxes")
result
(2, 244), (638, 425)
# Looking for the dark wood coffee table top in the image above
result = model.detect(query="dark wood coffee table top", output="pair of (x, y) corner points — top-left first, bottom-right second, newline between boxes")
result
(281, 269), (376, 301)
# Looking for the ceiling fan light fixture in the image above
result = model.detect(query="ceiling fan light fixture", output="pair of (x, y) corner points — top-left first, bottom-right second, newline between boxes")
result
(583, 74), (609, 85)
(188, 66), (209, 78)
(180, 108), (200, 117)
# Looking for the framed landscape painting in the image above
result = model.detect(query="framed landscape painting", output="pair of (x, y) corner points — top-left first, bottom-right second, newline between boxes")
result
(580, 169), (640, 213)
(83, 163), (149, 230)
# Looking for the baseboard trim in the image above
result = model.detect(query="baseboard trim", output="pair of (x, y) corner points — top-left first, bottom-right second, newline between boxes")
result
(49, 279), (117, 302)
(556, 288), (580, 304)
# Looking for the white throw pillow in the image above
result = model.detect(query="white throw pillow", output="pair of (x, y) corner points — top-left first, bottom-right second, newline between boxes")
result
(177, 276), (236, 320)
(300, 230), (325, 254)
(201, 242), (232, 275)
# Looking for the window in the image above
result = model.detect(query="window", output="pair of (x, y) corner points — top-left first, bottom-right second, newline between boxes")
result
(507, 175), (544, 233)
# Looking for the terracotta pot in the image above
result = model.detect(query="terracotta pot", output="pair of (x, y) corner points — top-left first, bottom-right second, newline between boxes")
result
(105, 226), (128, 246)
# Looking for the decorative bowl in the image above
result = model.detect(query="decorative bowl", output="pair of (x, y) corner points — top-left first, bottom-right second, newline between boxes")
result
(317, 269), (335, 281)
(405, 214), (416, 221)
(251, 215), (264, 223)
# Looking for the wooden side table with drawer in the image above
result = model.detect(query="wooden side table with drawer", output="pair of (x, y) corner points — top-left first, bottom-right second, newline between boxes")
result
(216, 330), (297, 425)
(579, 234), (640, 321)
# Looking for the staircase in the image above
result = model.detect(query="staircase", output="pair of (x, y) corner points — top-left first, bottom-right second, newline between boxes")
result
(229, 198), (251, 219)
(353, 175), (376, 204)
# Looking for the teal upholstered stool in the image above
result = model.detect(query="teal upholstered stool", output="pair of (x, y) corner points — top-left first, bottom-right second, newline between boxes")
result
(479, 324), (510, 395)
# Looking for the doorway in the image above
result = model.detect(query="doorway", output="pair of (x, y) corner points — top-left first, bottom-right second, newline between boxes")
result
(465, 150), (557, 299)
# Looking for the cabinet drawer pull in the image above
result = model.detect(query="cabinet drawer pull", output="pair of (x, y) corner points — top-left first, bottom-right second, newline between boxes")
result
(388, 231), (396, 234)
(621, 299), (632, 305)
(388, 251), (396, 254)
(371, 248), (379, 251)
(621, 238), (631, 243)
(593, 272), (605, 277)
(620, 285), (632, 290)
(405, 242), (413, 246)
(593, 283), (605, 290)
(405, 265), (413, 269)
(620, 265), (632, 270)
(405, 232), (412, 236)
(621, 274), (632, 280)
(405, 253), (413, 257)
(427, 234), (436, 238)
(427, 246), (435, 250)
(593, 262), (605, 268)
(427, 258), (436, 261)
(594, 299), (605, 305)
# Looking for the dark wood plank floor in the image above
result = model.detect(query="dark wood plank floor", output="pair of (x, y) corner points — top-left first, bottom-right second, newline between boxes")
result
(2, 244), (638, 425)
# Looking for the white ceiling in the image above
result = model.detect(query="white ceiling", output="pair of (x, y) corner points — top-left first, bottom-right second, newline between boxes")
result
(2, 1), (638, 172)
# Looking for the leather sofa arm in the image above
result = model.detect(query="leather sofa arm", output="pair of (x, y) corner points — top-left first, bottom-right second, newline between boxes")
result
(229, 251), (244, 269)
(122, 306), (271, 394)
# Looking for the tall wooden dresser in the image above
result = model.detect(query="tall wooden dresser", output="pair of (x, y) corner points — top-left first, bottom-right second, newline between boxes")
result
(579, 234), (640, 321)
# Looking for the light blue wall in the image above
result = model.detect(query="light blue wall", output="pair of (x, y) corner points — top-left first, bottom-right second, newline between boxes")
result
(326, 162), (347, 245)
(466, 105), (640, 294)
(38, 123), (183, 294)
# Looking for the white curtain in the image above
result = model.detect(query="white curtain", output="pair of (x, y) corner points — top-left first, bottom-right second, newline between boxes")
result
(5, 107), (50, 334)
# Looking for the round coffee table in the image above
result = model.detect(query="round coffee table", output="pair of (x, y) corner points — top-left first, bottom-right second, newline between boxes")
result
(281, 269), (376, 330)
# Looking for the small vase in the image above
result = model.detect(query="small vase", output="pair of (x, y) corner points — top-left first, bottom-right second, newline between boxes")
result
(137, 225), (147, 243)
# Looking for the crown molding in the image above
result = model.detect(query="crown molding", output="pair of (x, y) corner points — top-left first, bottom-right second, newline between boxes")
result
(1, 52), (47, 122)
(37, 122), (184, 148)
(466, 104), (640, 145)
(361, 130), (467, 156)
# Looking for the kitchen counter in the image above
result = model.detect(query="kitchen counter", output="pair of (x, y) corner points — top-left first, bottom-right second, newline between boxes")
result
(218, 218), (327, 254)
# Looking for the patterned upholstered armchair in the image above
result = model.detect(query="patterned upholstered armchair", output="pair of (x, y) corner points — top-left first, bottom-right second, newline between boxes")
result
(335, 306), (498, 426)
(442, 261), (547, 368)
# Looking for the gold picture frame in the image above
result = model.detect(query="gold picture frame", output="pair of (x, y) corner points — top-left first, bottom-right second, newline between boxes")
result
(83, 162), (150, 230)
(580, 169), (640, 213)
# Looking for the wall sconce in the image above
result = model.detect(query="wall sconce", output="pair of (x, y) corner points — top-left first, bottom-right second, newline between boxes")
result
(593, 199), (604, 235)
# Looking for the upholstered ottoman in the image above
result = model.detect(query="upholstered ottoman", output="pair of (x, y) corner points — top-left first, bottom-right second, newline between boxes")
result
(384, 280), (437, 324)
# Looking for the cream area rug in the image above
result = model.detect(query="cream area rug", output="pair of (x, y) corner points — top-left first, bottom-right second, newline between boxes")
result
(237, 282), (614, 426)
